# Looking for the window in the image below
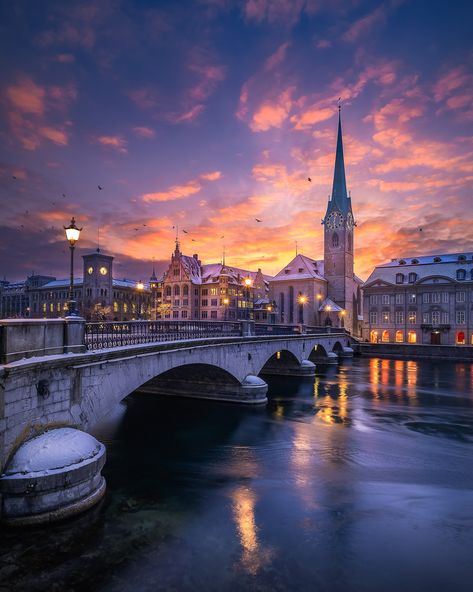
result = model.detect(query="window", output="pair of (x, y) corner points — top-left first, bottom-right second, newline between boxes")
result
(456, 311), (466, 324)
(202, 289), (208, 296)
(442, 312), (449, 324)
(395, 311), (404, 324)
(456, 269), (466, 281)
(124, 303), (128, 313)
(174, 285), (180, 296)
(432, 311), (440, 325)
(423, 293), (429, 303)
(298, 268), (304, 273)
(210, 311), (217, 319)
(442, 292), (449, 303)
(113, 302), (118, 312)
(211, 299), (218, 306)
(408, 311), (417, 324)
(173, 311), (179, 318)
(395, 293), (404, 304)
(174, 299), (180, 306)
(456, 331), (465, 345)
(183, 285), (189, 296)
(202, 299), (208, 306)
(370, 330), (379, 343)
(347, 232), (353, 252)
(210, 288), (217, 296)
(432, 293), (441, 303)
(371, 295), (378, 305)
(382, 311), (390, 323)
(408, 273), (417, 283)
(381, 330), (390, 342)
(408, 331), (417, 343)
(165, 286), (171, 297)
(433, 257), (441, 263)
(396, 273), (404, 284)
(395, 330), (404, 343)
(408, 293), (416, 304)
(332, 233), (339, 247)
(382, 294), (390, 305)
(194, 299), (199, 307)
(183, 299), (188, 306)
(173, 268), (179, 276)
(369, 311), (378, 324)
(422, 312), (430, 324)
(456, 291), (465, 302)
(181, 310), (187, 318)
(201, 311), (208, 319)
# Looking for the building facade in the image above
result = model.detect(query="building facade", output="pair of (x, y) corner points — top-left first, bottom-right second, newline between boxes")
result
(159, 242), (271, 321)
(363, 253), (473, 345)
(1, 251), (152, 321)
(269, 110), (363, 335)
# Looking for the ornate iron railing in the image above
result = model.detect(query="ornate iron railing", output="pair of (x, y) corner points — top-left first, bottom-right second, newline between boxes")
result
(84, 320), (242, 350)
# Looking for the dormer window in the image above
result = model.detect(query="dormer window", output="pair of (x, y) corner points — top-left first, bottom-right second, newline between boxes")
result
(298, 268), (304, 273)
(399, 259), (406, 265)
(411, 259), (419, 264)
(433, 257), (441, 263)
(457, 269), (466, 281)
(284, 269), (291, 275)
(458, 255), (466, 262)
(396, 273), (404, 284)
(408, 272), (417, 283)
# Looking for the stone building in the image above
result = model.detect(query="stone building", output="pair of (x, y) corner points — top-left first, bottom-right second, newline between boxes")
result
(160, 242), (271, 321)
(22, 250), (152, 321)
(363, 252), (473, 345)
(269, 110), (363, 335)
(0, 275), (54, 318)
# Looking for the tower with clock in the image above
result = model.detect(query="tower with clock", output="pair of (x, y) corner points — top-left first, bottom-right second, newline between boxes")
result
(82, 250), (114, 315)
(322, 109), (359, 333)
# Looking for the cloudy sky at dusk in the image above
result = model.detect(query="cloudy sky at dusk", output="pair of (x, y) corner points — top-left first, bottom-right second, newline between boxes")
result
(1, 0), (472, 282)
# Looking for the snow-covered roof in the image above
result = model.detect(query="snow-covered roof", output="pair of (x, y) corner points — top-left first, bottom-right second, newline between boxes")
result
(318, 297), (344, 312)
(272, 254), (326, 282)
(366, 251), (473, 286)
(39, 278), (83, 288)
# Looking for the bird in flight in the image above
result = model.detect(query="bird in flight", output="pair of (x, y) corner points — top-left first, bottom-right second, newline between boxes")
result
(12, 175), (17, 180)
(62, 193), (66, 198)
(98, 185), (103, 190)
(191, 239), (197, 242)
(183, 229), (189, 234)
(255, 218), (262, 222)
(418, 227), (423, 232)
(307, 177), (312, 182)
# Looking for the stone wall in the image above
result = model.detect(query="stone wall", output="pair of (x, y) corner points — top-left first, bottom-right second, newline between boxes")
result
(357, 342), (473, 362)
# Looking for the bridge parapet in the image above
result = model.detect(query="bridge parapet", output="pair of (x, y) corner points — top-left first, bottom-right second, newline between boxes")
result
(0, 318), (85, 364)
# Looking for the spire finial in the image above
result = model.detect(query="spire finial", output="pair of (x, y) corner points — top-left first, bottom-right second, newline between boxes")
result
(295, 240), (298, 256)
(223, 244), (226, 266)
(338, 96), (341, 113)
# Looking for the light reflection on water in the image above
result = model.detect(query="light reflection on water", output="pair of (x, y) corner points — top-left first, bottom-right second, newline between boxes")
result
(1, 357), (473, 592)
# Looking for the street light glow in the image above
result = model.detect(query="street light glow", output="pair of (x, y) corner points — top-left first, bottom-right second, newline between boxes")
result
(64, 217), (82, 246)
(137, 281), (144, 290)
(244, 277), (252, 287)
(298, 295), (307, 304)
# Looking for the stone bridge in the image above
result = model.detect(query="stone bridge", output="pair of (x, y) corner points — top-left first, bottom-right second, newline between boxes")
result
(0, 318), (352, 525)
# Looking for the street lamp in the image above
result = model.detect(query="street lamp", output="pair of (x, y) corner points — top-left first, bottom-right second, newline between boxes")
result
(339, 309), (346, 328)
(324, 304), (332, 327)
(136, 281), (144, 319)
(64, 217), (82, 316)
(297, 294), (307, 324)
(244, 277), (252, 320)
(223, 297), (229, 320)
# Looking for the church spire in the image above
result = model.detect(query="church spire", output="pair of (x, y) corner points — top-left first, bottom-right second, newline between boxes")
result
(330, 107), (349, 212)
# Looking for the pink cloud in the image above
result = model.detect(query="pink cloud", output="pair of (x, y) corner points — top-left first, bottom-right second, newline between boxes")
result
(143, 180), (202, 202)
(200, 171), (222, 181)
(132, 126), (156, 138)
(342, 4), (387, 43)
(291, 106), (334, 130)
(434, 66), (469, 102)
(96, 135), (128, 154)
(250, 87), (294, 132)
(5, 76), (45, 115)
(189, 63), (226, 102)
(264, 42), (290, 71)
(39, 126), (68, 146)
(169, 104), (205, 124)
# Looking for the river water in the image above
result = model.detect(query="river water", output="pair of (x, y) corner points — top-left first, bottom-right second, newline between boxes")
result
(1, 357), (473, 592)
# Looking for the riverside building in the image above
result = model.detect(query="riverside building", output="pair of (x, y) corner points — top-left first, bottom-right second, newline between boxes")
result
(363, 252), (473, 346)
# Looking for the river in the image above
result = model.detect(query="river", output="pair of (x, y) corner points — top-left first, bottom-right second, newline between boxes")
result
(1, 357), (472, 591)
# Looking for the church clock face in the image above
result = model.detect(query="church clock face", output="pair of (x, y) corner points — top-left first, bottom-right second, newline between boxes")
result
(99, 266), (108, 275)
(326, 212), (344, 229)
(87, 266), (94, 275)
(346, 212), (354, 229)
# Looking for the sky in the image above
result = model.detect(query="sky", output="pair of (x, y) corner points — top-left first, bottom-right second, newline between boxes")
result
(0, 0), (472, 282)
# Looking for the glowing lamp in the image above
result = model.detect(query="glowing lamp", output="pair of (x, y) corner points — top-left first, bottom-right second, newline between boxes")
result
(64, 217), (81, 246)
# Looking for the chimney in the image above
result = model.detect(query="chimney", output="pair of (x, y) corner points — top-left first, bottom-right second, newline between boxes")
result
(193, 254), (198, 259)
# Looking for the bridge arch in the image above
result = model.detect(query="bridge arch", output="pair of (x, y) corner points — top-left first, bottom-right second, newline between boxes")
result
(258, 349), (302, 377)
(332, 341), (344, 354)
(308, 344), (328, 362)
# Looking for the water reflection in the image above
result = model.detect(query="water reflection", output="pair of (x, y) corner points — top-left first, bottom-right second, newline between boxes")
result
(231, 485), (272, 575)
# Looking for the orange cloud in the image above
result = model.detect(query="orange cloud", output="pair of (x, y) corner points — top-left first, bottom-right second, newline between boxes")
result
(169, 104), (205, 124)
(96, 135), (128, 153)
(39, 126), (68, 145)
(200, 171), (222, 181)
(250, 87), (294, 132)
(5, 76), (45, 115)
(291, 106), (334, 130)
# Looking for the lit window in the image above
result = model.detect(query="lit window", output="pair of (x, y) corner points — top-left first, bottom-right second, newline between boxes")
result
(382, 330), (390, 342)
(456, 331), (466, 345)
(395, 330), (403, 342)
(370, 330), (378, 343)
(407, 331), (417, 343)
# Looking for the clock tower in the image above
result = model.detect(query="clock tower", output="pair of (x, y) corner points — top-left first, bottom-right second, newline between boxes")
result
(323, 109), (356, 331)
(82, 250), (114, 317)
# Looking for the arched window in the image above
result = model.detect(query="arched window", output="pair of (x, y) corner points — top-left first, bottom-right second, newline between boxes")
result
(456, 269), (466, 281)
(370, 330), (378, 343)
(279, 292), (285, 322)
(289, 286), (294, 323)
(396, 273), (404, 284)
(332, 233), (339, 248)
(408, 272), (417, 283)
(174, 284), (180, 296)
(395, 330), (404, 342)
(347, 232), (352, 252)
(381, 330), (390, 342)
(407, 331), (417, 343)
(183, 285), (189, 296)
(165, 286), (171, 297)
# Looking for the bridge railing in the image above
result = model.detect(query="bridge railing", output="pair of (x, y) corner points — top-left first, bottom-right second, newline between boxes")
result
(84, 320), (242, 350)
(255, 323), (350, 337)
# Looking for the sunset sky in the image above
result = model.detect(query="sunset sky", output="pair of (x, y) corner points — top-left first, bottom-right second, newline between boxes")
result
(1, 0), (472, 282)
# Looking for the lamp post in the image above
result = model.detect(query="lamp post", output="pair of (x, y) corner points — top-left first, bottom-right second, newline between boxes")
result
(324, 304), (332, 326)
(244, 277), (252, 320)
(297, 294), (307, 324)
(136, 281), (144, 319)
(339, 309), (346, 328)
(64, 217), (82, 316)
(223, 297), (229, 321)
(316, 293), (322, 326)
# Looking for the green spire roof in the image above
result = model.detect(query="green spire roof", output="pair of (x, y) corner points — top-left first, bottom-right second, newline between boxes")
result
(326, 109), (352, 217)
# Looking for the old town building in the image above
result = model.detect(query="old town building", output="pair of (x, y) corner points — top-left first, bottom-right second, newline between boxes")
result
(363, 252), (473, 345)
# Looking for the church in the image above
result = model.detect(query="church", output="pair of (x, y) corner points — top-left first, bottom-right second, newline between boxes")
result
(269, 110), (363, 336)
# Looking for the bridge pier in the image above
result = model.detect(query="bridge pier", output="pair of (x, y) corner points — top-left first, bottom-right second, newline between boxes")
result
(137, 373), (268, 404)
(260, 358), (316, 378)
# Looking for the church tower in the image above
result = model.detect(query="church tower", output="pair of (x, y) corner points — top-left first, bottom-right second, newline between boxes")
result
(323, 108), (356, 331)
